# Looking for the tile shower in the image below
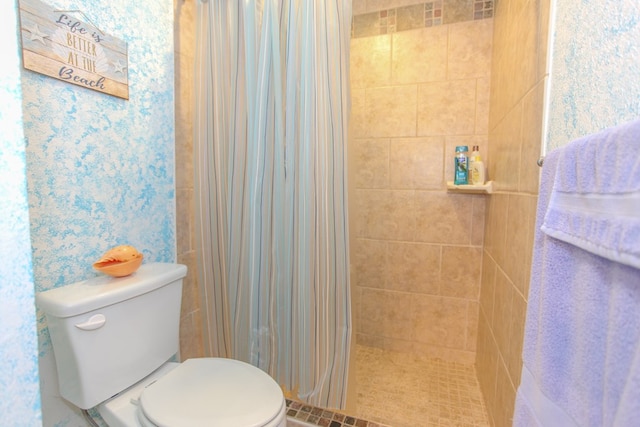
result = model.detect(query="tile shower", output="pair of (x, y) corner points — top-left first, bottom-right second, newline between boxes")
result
(173, 0), (534, 426)
(350, 1), (493, 365)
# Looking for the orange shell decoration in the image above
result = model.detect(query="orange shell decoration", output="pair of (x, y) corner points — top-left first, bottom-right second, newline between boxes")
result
(93, 245), (144, 277)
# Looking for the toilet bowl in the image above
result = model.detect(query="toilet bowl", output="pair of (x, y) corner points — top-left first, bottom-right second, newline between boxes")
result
(36, 263), (286, 427)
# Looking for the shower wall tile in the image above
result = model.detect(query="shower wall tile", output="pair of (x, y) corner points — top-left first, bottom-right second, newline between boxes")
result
(412, 294), (468, 349)
(354, 238), (388, 289)
(520, 79), (546, 194)
(475, 77), (491, 135)
(175, 0), (203, 360)
(479, 249), (497, 325)
(490, 102), (523, 191)
(447, 19), (493, 80)
(507, 291), (527, 387)
(356, 189), (416, 241)
(504, 194), (535, 296)
(440, 246), (482, 299)
(353, 1), (493, 37)
(364, 85), (418, 137)
(389, 137), (445, 189)
(353, 12), (382, 38)
(471, 195), (486, 246)
(392, 26), (448, 84)
(387, 242), (441, 294)
(353, 138), (391, 189)
(396, 4), (427, 31)
(360, 288), (415, 340)
(417, 79), (477, 136)
(351, 36), (391, 88)
(443, 0), (474, 24)
(466, 301), (480, 351)
(350, 88), (366, 139)
(350, 16), (492, 364)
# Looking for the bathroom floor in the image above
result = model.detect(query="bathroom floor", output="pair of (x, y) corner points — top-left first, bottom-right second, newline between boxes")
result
(286, 345), (489, 427)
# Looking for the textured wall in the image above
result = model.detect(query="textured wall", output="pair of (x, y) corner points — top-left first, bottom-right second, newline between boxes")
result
(0, 4), (41, 426)
(547, 1), (640, 150)
(20, 0), (176, 425)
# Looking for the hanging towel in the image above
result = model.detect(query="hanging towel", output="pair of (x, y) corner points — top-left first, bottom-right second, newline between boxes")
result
(513, 119), (640, 427)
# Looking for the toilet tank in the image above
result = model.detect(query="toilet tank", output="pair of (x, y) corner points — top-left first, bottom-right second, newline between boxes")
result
(36, 262), (187, 409)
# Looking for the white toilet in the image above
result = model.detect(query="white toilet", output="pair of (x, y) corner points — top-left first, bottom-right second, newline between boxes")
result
(36, 262), (287, 427)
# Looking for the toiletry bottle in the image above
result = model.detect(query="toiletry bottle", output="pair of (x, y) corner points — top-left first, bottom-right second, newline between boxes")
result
(469, 145), (486, 185)
(454, 146), (469, 185)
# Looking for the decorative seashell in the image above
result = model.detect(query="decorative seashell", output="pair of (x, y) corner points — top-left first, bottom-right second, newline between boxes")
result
(93, 245), (143, 277)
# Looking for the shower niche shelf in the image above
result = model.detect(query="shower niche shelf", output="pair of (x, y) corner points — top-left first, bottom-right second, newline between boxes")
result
(446, 181), (493, 194)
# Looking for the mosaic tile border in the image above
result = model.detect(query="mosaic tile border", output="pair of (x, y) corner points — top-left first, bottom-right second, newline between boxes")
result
(286, 399), (390, 427)
(352, 0), (493, 38)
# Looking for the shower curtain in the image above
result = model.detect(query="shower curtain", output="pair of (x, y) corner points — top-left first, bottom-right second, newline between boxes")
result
(194, 0), (352, 408)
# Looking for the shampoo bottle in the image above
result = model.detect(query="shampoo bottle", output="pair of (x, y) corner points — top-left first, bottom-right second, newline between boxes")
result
(454, 146), (469, 185)
(469, 145), (486, 185)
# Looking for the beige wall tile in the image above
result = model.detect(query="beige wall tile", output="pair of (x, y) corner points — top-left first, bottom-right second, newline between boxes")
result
(354, 138), (391, 189)
(355, 189), (416, 240)
(412, 294), (468, 349)
(492, 268), (514, 361)
(440, 246), (481, 299)
(504, 195), (534, 296)
(387, 242), (441, 294)
(366, 0), (424, 13)
(476, 311), (498, 413)
(352, 0), (367, 15)
(351, 35), (392, 89)
(495, 358), (516, 427)
(520, 79), (545, 194)
(350, 88), (366, 139)
(484, 190), (508, 268)
(476, 77), (491, 135)
(417, 79), (477, 136)
(389, 137), (445, 189)
(490, 102), (523, 191)
(508, 292), (527, 387)
(479, 251), (497, 324)
(360, 288), (414, 340)
(447, 20), (493, 80)
(354, 238), (388, 289)
(443, 0), (473, 24)
(414, 192), (473, 244)
(392, 26), (448, 84)
(466, 301), (479, 351)
(471, 195), (486, 246)
(176, 188), (193, 255)
(365, 85), (418, 137)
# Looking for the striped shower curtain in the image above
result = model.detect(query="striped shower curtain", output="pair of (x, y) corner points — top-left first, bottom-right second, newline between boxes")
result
(194, 0), (352, 408)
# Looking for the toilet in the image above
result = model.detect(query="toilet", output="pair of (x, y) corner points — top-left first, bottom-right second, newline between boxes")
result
(36, 262), (287, 427)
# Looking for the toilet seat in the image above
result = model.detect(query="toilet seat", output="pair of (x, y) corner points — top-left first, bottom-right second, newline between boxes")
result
(137, 358), (285, 427)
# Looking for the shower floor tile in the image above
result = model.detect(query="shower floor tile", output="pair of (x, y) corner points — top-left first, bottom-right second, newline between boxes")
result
(354, 345), (490, 426)
(286, 345), (489, 427)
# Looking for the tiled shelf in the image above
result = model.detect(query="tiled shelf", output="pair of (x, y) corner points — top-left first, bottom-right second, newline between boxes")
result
(446, 181), (493, 194)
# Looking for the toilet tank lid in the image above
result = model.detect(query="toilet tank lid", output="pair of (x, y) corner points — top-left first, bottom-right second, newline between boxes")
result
(36, 263), (187, 318)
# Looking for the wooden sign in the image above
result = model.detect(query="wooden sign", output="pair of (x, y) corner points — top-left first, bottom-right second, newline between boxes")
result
(18, 0), (129, 99)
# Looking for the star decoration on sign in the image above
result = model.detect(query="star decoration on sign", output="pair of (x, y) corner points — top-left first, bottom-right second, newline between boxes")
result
(27, 23), (48, 44)
(113, 59), (127, 74)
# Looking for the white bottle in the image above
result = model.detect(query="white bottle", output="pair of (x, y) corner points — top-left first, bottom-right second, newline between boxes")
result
(469, 145), (486, 185)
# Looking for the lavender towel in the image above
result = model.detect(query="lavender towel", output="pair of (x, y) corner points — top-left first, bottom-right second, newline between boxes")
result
(514, 119), (640, 427)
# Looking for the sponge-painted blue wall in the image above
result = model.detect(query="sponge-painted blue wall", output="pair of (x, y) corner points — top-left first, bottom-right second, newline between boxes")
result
(6, 0), (176, 425)
(547, 0), (640, 149)
(0, 4), (41, 426)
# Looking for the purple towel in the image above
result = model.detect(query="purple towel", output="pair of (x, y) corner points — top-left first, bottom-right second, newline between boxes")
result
(514, 119), (640, 427)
